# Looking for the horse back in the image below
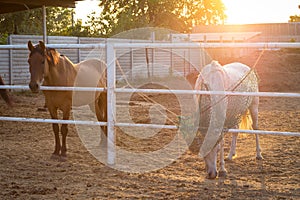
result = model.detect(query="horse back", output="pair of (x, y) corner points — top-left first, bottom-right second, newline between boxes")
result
(222, 63), (252, 85)
(75, 59), (106, 87)
(199, 62), (258, 130)
(223, 62), (258, 128)
(72, 59), (107, 107)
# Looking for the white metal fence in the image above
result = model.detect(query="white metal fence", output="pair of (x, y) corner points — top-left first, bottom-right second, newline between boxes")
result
(1, 42), (300, 164)
(1, 35), (209, 85)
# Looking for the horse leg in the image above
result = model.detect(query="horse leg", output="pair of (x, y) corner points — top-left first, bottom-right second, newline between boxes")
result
(95, 93), (107, 147)
(218, 137), (227, 177)
(49, 107), (60, 159)
(227, 126), (238, 160)
(250, 96), (263, 160)
(60, 109), (70, 161)
(99, 92), (107, 136)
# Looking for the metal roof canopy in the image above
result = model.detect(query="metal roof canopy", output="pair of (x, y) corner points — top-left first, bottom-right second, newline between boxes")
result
(0, 0), (78, 14)
(0, 0), (81, 43)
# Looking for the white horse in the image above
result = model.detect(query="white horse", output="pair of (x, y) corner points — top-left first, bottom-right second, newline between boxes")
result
(194, 61), (263, 179)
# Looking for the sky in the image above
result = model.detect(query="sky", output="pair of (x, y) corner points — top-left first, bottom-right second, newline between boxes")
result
(75, 0), (300, 25)
(75, 0), (100, 24)
(222, 0), (300, 24)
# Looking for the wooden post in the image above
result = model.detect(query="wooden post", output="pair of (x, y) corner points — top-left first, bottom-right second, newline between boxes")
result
(42, 5), (47, 43)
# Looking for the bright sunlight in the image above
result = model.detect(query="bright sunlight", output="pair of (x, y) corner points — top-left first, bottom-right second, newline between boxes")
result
(75, 0), (101, 24)
(75, 0), (300, 25)
(223, 0), (300, 24)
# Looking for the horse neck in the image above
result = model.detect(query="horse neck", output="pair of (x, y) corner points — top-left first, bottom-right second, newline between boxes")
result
(44, 56), (78, 86)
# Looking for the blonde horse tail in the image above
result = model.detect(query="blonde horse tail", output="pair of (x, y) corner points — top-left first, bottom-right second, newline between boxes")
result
(239, 110), (253, 130)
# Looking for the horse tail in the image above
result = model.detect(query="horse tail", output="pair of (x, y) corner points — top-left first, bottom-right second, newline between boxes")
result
(0, 76), (13, 107)
(239, 110), (253, 130)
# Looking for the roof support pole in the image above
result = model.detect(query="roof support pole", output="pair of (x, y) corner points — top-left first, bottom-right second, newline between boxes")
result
(42, 5), (47, 43)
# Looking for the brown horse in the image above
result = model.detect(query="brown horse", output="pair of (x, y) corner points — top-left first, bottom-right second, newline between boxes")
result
(0, 75), (12, 107)
(28, 41), (107, 160)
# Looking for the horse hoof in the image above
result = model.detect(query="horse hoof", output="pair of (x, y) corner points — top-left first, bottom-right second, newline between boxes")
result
(60, 156), (67, 162)
(256, 155), (264, 160)
(37, 107), (47, 112)
(225, 157), (232, 161)
(218, 170), (227, 178)
(50, 154), (60, 160)
(225, 154), (236, 161)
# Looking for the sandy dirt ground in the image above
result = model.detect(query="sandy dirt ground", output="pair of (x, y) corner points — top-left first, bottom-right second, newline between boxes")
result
(0, 49), (300, 199)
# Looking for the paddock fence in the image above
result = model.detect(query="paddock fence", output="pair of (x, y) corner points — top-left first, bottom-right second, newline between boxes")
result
(1, 34), (211, 86)
(0, 42), (300, 164)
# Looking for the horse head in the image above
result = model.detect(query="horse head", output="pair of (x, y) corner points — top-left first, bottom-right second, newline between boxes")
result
(27, 40), (60, 93)
(195, 60), (228, 179)
(185, 70), (200, 89)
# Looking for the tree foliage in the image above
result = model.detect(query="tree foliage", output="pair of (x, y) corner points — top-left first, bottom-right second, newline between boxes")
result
(0, 9), (42, 36)
(288, 4), (300, 22)
(0, 7), (89, 43)
(91, 0), (226, 36)
(0, 0), (226, 42)
(289, 15), (300, 22)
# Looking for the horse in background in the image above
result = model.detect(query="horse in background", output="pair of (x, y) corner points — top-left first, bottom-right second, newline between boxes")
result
(187, 61), (262, 179)
(28, 41), (107, 160)
(0, 75), (13, 107)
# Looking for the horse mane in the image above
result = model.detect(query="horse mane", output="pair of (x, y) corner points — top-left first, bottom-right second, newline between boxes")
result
(46, 48), (60, 66)
(29, 43), (61, 66)
(209, 61), (224, 73)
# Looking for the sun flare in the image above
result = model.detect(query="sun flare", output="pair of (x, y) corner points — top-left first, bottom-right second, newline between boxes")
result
(74, 0), (300, 25)
(223, 0), (300, 24)
(75, 0), (101, 24)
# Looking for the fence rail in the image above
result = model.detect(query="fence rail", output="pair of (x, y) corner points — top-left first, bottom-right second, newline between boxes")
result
(1, 85), (300, 98)
(0, 116), (299, 137)
(1, 42), (300, 50)
(2, 40), (300, 86)
(1, 84), (300, 137)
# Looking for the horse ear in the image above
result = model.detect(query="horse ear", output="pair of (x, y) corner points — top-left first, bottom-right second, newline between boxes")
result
(46, 49), (60, 66)
(210, 60), (225, 76)
(28, 41), (34, 52)
(211, 60), (222, 70)
(39, 41), (46, 51)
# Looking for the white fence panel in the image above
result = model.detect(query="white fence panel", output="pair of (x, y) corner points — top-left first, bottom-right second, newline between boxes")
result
(1, 35), (207, 85)
(0, 49), (9, 83)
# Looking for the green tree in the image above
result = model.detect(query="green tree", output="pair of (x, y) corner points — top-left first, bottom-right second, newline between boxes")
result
(289, 15), (300, 22)
(46, 7), (90, 36)
(0, 7), (90, 43)
(0, 0), (227, 41)
(288, 4), (300, 22)
(0, 9), (42, 36)
(91, 0), (226, 36)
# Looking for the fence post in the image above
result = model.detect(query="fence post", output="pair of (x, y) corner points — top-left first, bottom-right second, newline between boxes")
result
(42, 6), (47, 43)
(8, 36), (13, 85)
(77, 37), (81, 63)
(130, 40), (133, 81)
(151, 32), (155, 76)
(188, 34), (191, 72)
(170, 33), (173, 76)
(106, 43), (116, 165)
